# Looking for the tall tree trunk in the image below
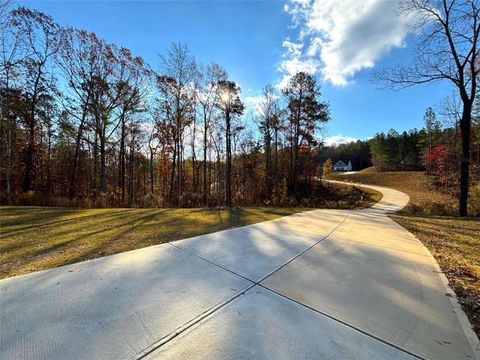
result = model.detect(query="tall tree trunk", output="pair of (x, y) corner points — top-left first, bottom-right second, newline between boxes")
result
(23, 117), (35, 192)
(170, 138), (177, 197)
(273, 127), (278, 192)
(459, 101), (472, 217)
(6, 122), (13, 202)
(225, 110), (232, 207)
(150, 149), (154, 195)
(292, 117), (301, 197)
(191, 113), (196, 193)
(203, 114), (208, 205)
(119, 116), (126, 203)
(99, 122), (107, 194)
(70, 110), (87, 199)
(265, 132), (272, 199)
(3, 74), (13, 202)
(129, 139), (134, 205)
(46, 124), (52, 195)
(93, 131), (98, 197)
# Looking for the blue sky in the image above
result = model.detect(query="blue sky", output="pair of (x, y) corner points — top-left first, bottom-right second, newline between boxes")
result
(21, 0), (453, 144)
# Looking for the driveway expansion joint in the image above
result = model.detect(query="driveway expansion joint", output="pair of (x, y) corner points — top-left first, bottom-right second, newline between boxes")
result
(140, 211), (433, 360)
(137, 214), (350, 358)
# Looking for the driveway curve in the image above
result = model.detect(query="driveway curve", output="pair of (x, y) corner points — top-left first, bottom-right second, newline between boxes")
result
(1, 183), (478, 360)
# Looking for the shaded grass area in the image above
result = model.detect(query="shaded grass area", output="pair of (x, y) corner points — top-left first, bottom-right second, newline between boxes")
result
(309, 182), (382, 209)
(0, 206), (309, 279)
(392, 215), (480, 336)
(0, 182), (380, 279)
(330, 168), (480, 336)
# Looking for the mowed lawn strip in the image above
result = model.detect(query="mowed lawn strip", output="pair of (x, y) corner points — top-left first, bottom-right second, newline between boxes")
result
(329, 168), (480, 337)
(0, 206), (309, 279)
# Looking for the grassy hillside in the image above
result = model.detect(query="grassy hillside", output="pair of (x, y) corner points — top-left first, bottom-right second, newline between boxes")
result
(328, 168), (459, 215)
(329, 167), (480, 336)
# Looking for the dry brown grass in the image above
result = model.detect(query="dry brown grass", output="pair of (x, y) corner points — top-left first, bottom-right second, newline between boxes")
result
(328, 168), (458, 215)
(0, 206), (310, 279)
(392, 215), (480, 336)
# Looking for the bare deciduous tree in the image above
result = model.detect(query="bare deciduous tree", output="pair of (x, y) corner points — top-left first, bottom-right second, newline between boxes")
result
(217, 80), (244, 207)
(157, 43), (197, 201)
(196, 62), (226, 205)
(375, 0), (480, 216)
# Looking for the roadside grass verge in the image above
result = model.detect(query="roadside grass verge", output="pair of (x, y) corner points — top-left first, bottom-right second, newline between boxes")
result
(329, 168), (480, 336)
(391, 215), (479, 336)
(0, 206), (311, 279)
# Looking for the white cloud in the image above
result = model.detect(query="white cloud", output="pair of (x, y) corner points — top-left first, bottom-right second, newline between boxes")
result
(277, 39), (319, 89)
(242, 95), (264, 113)
(323, 135), (358, 146)
(243, 93), (280, 114)
(280, 0), (415, 86)
(243, 95), (263, 105)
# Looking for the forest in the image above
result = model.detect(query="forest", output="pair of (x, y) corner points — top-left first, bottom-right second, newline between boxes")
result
(320, 103), (480, 199)
(1, 3), (479, 211)
(0, 4), (331, 208)
(368, 106), (480, 192)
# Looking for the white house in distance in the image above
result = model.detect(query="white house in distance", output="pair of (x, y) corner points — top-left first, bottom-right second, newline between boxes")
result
(333, 160), (352, 172)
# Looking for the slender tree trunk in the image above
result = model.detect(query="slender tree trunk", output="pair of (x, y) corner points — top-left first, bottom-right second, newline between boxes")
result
(6, 121), (12, 201)
(203, 114), (208, 205)
(99, 125), (107, 194)
(170, 138), (177, 197)
(225, 110), (232, 207)
(23, 110), (37, 192)
(99, 139), (106, 193)
(265, 131), (272, 199)
(46, 124), (52, 195)
(69, 115), (86, 199)
(129, 143), (134, 205)
(3, 74), (13, 202)
(292, 117), (301, 197)
(150, 149), (154, 195)
(23, 116), (35, 192)
(93, 131), (98, 198)
(274, 128), (278, 191)
(119, 115), (126, 203)
(191, 113), (196, 193)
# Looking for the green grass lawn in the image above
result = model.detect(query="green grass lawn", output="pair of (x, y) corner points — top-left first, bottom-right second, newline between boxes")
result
(0, 206), (310, 279)
(0, 181), (380, 279)
(329, 167), (480, 336)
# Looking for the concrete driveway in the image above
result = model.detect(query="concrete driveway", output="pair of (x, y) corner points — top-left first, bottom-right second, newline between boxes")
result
(1, 183), (478, 359)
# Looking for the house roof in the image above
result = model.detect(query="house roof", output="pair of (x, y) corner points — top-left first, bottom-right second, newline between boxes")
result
(334, 160), (348, 167)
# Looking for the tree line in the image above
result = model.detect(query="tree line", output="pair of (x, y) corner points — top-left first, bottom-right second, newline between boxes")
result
(320, 103), (479, 200)
(318, 140), (371, 172)
(0, 3), (330, 208)
(369, 106), (480, 192)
